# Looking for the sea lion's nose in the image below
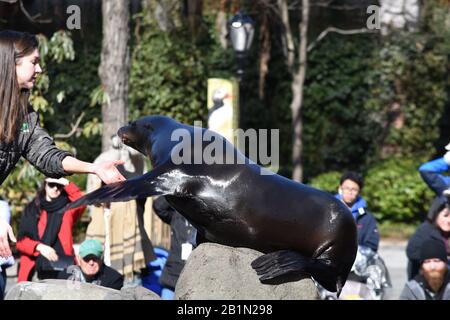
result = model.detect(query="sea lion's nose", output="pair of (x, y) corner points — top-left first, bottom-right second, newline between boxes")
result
(117, 126), (128, 139)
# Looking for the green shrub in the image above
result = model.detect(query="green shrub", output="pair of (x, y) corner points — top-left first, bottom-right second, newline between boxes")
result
(309, 171), (342, 194)
(364, 157), (435, 223)
(378, 221), (419, 240)
(129, 27), (208, 124)
(309, 157), (436, 225)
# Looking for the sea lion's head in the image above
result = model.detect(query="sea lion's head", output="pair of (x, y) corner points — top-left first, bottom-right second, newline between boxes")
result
(118, 115), (181, 166)
(118, 119), (152, 156)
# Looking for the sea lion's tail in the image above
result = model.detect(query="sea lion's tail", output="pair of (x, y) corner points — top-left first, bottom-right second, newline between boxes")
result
(251, 249), (349, 295)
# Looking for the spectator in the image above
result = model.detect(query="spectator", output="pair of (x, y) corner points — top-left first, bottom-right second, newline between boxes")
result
(152, 196), (196, 299)
(16, 178), (86, 281)
(85, 199), (151, 286)
(335, 171), (380, 252)
(418, 143), (450, 196)
(400, 239), (450, 300)
(84, 135), (155, 285)
(59, 239), (123, 290)
(406, 195), (450, 280)
(0, 198), (14, 299)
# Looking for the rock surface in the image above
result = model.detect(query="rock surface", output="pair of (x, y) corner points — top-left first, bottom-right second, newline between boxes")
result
(5, 279), (160, 300)
(175, 243), (319, 300)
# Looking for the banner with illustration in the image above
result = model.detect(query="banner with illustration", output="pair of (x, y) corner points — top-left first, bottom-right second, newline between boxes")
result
(207, 78), (239, 146)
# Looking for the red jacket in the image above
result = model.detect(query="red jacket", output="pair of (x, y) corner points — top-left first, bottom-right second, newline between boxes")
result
(16, 182), (86, 282)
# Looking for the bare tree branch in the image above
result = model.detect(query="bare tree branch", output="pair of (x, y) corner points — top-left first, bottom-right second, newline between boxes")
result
(18, 0), (52, 24)
(307, 27), (377, 52)
(54, 112), (85, 139)
(313, 4), (367, 10)
(288, 0), (367, 11)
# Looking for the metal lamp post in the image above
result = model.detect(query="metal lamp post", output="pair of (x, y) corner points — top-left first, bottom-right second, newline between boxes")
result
(229, 11), (255, 128)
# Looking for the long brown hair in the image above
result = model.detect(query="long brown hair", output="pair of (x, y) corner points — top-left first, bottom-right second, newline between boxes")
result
(0, 30), (38, 144)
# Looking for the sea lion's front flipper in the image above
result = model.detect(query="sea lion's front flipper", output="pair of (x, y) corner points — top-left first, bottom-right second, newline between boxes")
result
(67, 167), (171, 210)
(251, 250), (339, 293)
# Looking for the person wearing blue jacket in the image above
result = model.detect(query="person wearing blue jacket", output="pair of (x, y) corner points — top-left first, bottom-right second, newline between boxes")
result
(408, 147), (450, 280)
(418, 143), (450, 196)
(335, 171), (380, 252)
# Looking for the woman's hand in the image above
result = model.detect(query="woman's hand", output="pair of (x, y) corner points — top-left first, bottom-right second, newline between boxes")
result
(36, 244), (58, 261)
(0, 220), (16, 258)
(62, 157), (126, 184)
(92, 160), (126, 184)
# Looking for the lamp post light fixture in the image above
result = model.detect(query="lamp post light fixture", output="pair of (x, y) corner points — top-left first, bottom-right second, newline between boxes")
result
(229, 11), (255, 130)
(229, 11), (255, 80)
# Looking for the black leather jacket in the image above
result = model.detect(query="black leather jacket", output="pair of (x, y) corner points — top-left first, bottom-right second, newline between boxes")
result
(0, 111), (71, 185)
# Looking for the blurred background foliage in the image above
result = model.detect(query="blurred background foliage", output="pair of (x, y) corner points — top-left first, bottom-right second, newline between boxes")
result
(0, 0), (449, 235)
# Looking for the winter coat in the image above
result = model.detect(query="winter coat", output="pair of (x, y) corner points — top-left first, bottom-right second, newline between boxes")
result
(400, 273), (450, 300)
(58, 264), (124, 290)
(335, 195), (379, 252)
(16, 182), (86, 282)
(0, 111), (71, 186)
(406, 221), (449, 280)
(419, 157), (450, 196)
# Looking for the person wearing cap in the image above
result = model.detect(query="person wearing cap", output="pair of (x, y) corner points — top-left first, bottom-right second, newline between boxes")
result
(400, 239), (450, 300)
(58, 239), (124, 290)
(84, 137), (155, 285)
(414, 143), (450, 277)
(16, 177), (86, 281)
(406, 195), (450, 280)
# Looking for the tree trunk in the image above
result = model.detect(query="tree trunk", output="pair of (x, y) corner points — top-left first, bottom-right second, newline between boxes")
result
(99, 0), (130, 152)
(291, 0), (309, 182)
(278, 0), (295, 70)
(215, 0), (229, 49)
(154, 0), (176, 32)
(258, 2), (271, 100)
(185, 0), (203, 39)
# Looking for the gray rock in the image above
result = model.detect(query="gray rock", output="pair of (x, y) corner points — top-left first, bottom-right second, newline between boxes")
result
(5, 279), (160, 300)
(120, 285), (160, 300)
(175, 243), (319, 300)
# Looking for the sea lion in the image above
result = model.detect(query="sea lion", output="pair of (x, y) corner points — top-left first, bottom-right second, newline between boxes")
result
(68, 115), (357, 293)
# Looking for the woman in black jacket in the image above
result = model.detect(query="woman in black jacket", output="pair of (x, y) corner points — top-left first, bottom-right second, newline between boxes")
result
(0, 30), (125, 257)
(406, 196), (450, 280)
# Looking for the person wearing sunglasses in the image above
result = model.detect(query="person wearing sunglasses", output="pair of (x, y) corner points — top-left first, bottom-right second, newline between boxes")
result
(16, 177), (86, 282)
(58, 239), (123, 290)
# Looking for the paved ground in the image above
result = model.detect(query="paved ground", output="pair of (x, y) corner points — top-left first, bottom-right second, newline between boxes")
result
(4, 239), (408, 300)
(378, 239), (408, 300)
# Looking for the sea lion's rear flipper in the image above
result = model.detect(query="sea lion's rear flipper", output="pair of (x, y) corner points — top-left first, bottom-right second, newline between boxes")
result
(251, 250), (340, 293)
(67, 168), (171, 210)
